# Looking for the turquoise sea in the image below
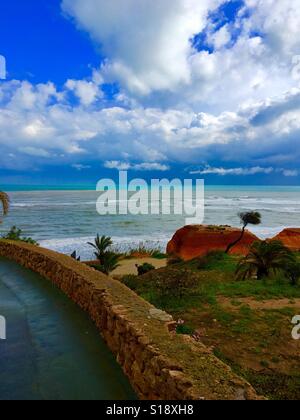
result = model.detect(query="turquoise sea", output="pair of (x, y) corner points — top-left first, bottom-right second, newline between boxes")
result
(1, 185), (300, 260)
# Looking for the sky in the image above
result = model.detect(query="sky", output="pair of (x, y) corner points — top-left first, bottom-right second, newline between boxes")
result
(0, 0), (300, 185)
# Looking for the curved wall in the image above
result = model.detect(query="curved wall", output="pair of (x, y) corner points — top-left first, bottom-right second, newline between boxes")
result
(0, 240), (260, 400)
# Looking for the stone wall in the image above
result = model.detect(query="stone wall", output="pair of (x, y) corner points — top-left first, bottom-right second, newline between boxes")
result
(0, 240), (261, 400)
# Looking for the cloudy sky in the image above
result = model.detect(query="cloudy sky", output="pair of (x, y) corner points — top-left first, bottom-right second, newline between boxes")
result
(0, 0), (299, 185)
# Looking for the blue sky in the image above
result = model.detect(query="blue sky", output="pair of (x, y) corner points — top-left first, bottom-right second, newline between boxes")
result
(0, 0), (299, 185)
(0, 0), (100, 85)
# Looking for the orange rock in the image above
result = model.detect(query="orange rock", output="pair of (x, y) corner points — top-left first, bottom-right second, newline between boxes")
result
(167, 225), (259, 261)
(272, 228), (300, 251)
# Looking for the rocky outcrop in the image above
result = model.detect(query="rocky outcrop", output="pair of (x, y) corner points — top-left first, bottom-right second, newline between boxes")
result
(272, 228), (300, 251)
(167, 225), (259, 261)
(0, 240), (261, 400)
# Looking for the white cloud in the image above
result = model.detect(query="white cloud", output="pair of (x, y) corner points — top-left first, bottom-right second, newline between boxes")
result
(1, 0), (300, 177)
(65, 79), (102, 106)
(206, 24), (232, 49)
(104, 161), (170, 172)
(62, 0), (223, 95)
(282, 169), (299, 177)
(72, 163), (91, 171)
(19, 146), (51, 158)
(243, 0), (300, 57)
(6, 81), (61, 110)
(190, 166), (298, 177)
(61, 0), (300, 114)
(0, 78), (300, 172)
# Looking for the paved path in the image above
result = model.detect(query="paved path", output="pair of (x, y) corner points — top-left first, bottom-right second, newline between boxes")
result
(0, 258), (135, 400)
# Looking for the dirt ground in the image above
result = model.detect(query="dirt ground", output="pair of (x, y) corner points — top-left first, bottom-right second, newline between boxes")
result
(218, 297), (300, 311)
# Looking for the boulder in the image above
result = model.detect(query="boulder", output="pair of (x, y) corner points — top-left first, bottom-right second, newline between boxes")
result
(272, 228), (300, 251)
(167, 225), (259, 261)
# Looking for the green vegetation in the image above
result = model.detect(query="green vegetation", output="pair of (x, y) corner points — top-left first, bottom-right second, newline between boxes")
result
(88, 235), (121, 275)
(213, 347), (300, 400)
(88, 235), (113, 264)
(226, 211), (262, 254)
(285, 261), (300, 286)
(92, 252), (121, 275)
(236, 240), (298, 281)
(122, 274), (140, 291)
(120, 250), (300, 400)
(176, 323), (195, 336)
(136, 262), (156, 276)
(87, 236), (166, 275)
(2, 226), (39, 245)
(123, 242), (166, 259)
(124, 251), (300, 310)
(197, 250), (236, 272)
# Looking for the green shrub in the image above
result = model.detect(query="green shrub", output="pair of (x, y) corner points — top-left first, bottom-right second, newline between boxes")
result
(122, 275), (139, 291)
(176, 324), (195, 335)
(151, 250), (167, 259)
(2, 226), (39, 245)
(154, 269), (199, 299)
(136, 263), (156, 276)
(285, 262), (300, 286)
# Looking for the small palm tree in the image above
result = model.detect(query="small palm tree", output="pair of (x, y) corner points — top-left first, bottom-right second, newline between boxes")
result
(226, 211), (262, 254)
(236, 240), (295, 281)
(0, 191), (9, 222)
(87, 235), (113, 264)
(98, 252), (121, 275)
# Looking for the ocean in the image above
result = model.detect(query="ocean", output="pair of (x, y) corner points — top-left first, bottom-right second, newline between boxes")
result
(1, 185), (300, 260)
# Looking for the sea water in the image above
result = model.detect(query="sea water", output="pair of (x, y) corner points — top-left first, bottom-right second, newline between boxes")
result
(0, 185), (299, 260)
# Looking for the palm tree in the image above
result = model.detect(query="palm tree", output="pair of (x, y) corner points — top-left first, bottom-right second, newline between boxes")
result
(0, 191), (9, 222)
(98, 252), (121, 275)
(236, 240), (295, 281)
(87, 235), (113, 264)
(226, 211), (262, 254)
